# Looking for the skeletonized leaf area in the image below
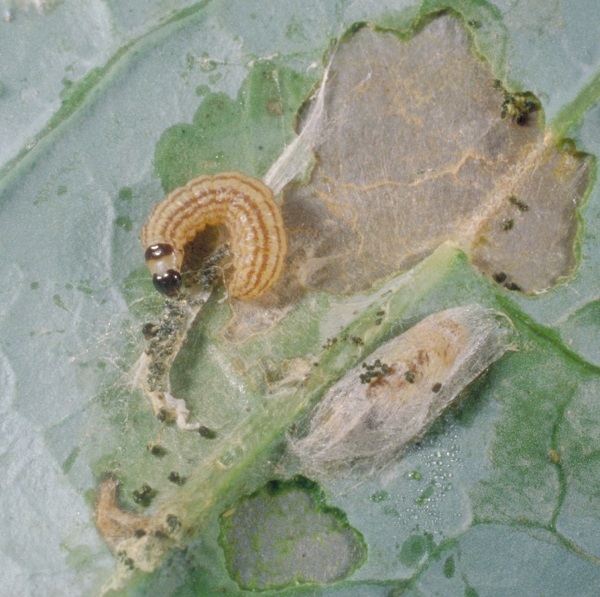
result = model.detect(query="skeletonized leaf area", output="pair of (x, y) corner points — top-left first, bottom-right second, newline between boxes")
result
(282, 16), (590, 296)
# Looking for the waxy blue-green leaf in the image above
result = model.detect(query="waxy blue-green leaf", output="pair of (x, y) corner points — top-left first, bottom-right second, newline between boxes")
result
(1, 1), (600, 595)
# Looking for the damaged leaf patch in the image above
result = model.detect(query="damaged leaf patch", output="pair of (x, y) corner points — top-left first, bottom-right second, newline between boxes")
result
(282, 16), (591, 295)
(219, 477), (367, 590)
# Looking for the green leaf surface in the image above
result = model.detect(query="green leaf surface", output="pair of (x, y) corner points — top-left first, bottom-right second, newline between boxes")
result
(1, 1), (600, 596)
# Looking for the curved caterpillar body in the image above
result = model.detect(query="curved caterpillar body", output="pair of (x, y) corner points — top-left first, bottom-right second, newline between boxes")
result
(140, 172), (287, 299)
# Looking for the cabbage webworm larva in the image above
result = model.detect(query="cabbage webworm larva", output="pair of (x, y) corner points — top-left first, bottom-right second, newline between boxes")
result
(140, 172), (287, 299)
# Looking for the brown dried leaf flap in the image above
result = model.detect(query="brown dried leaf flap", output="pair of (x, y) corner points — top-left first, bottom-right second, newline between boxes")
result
(282, 16), (591, 295)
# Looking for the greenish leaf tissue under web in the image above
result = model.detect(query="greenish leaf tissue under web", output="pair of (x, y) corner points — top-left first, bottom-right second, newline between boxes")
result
(2, 1), (600, 595)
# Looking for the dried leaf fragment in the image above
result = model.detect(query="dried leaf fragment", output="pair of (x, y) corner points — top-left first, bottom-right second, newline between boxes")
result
(289, 305), (512, 476)
(95, 476), (176, 574)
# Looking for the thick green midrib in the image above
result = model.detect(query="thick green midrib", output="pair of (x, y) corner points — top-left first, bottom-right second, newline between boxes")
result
(0, 0), (212, 194)
(496, 292), (600, 376)
(550, 70), (600, 140)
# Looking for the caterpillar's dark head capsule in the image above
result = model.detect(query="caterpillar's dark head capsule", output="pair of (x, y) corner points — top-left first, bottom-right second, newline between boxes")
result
(153, 270), (182, 295)
(145, 243), (174, 261)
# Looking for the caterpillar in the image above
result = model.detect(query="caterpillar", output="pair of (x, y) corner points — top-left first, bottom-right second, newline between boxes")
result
(140, 172), (287, 299)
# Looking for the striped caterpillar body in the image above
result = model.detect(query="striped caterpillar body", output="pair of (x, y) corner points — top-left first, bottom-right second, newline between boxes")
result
(140, 172), (287, 299)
